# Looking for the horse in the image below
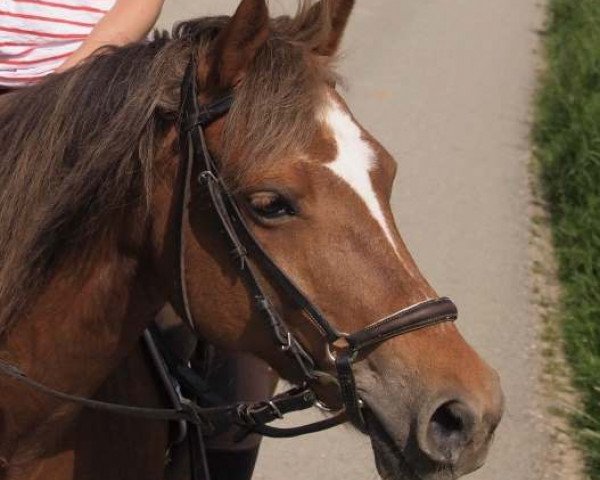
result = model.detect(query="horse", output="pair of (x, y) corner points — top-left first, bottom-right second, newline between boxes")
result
(0, 1), (504, 479)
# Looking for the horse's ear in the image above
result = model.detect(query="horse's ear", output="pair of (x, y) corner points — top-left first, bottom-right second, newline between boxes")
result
(204, 0), (269, 92)
(314, 0), (355, 57)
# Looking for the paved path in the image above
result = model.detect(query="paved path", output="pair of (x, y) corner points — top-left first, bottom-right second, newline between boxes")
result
(159, 1), (545, 478)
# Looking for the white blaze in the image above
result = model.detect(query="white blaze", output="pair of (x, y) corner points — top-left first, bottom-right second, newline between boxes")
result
(324, 101), (399, 255)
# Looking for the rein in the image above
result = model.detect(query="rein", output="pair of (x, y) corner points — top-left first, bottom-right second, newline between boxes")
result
(0, 58), (458, 445)
(0, 357), (328, 437)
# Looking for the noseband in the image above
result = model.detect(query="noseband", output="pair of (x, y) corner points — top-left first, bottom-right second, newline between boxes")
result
(176, 60), (458, 430)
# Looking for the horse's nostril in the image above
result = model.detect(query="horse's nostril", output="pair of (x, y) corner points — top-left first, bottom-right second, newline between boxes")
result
(422, 400), (477, 465)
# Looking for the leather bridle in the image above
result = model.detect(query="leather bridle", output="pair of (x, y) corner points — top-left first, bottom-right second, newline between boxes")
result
(175, 59), (459, 431)
(0, 58), (458, 441)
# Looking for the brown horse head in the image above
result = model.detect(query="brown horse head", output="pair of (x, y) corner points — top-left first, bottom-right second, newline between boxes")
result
(0, 0), (502, 477)
(149, 1), (504, 479)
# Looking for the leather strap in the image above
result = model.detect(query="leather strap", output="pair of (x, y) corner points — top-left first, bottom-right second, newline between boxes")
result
(143, 329), (188, 444)
(0, 359), (201, 423)
(347, 297), (458, 351)
(197, 172), (318, 379)
(245, 412), (346, 439)
(0, 359), (327, 437)
(335, 350), (365, 430)
(189, 422), (212, 480)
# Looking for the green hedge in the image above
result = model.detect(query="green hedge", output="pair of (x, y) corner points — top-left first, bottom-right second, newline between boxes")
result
(534, 0), (600, 476)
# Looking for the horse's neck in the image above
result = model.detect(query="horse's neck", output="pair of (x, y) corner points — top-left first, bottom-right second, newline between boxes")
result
(0, 242), (162, 472)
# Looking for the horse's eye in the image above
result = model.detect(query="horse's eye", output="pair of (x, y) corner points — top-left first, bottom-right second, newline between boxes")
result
(248, 191), (296, 221)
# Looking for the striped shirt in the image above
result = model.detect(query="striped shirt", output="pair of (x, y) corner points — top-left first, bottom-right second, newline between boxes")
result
(0, 0), (116, 87)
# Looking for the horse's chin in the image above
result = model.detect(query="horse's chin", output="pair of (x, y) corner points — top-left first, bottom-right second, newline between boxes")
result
(364, 409), (454, 480)
(364, 408), (421, 480)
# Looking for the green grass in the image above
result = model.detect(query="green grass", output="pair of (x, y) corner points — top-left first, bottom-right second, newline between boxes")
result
(533, 0), (600, 476)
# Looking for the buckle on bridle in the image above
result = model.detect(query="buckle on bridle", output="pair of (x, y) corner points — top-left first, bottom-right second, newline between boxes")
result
(267, 400), (284, 419)
(314, 399), (337, 413)
(237, 399), (285, 427)
(280, 332), (293, 352)
(236, 403), (256, 426)
(198, 170), (217, 184)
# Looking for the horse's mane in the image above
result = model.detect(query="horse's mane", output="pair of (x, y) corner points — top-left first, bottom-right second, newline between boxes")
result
(0, 1), (338, 333)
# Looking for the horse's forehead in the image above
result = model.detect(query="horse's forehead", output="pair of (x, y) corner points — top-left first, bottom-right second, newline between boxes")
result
(312, 95), (399, 255)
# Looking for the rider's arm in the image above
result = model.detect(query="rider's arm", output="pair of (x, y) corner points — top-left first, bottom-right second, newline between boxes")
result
(55, 0), (165, 73)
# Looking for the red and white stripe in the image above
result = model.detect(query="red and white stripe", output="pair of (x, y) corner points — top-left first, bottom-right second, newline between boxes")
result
(0, 0), (115, 86)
